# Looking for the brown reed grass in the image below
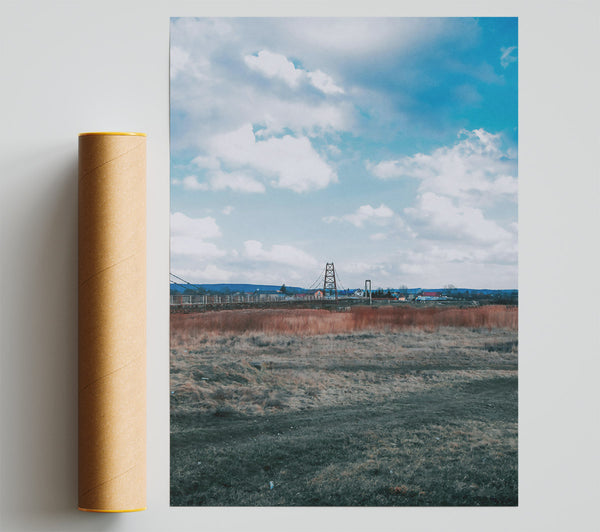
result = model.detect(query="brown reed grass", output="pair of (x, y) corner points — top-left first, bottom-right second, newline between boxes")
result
(171, 305), (517, 338)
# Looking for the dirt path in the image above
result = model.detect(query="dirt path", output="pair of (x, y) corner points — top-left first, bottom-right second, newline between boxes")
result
(171, 375), (517, 506)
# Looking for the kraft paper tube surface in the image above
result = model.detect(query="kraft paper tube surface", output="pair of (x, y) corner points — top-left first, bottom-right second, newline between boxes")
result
(78, 132), (146, 512)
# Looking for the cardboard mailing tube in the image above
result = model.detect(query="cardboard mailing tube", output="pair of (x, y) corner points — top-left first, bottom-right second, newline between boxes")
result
(78, 132), (146, 512)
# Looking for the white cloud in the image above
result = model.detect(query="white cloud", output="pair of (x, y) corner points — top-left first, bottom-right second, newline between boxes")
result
(180, 122), (339, 195)
(192, 155), (220, 170)
(500, 46), (518, 68)
(324, 204), (394, 227)
(243, 240), (318, 268)
(173, 83), (351, 149)
(169, 18), (479, 154)
(244, 49), (344, 95)
(368, 129), (517, 203)
(209, 171), (266, 193)
(367, 159), (404, 180)
(389, 245), (517, 288)
(254, 100), (351, 138)
(181, 175), (207, 191)
(209, 123), (337, 193)
(178, 170), (265, 194)
(277, 18), (476, 57)
(358, 130), (518, 281)
(170, 28), (353, 153)
(404, 192), (512, 245)
(307, 70), (344, 94)
(170, 212), (224, 259)
(170, 18), (229, 73)
(244, 50), (304, 88)
(171, 211), (221, 239)
(325, 243), (517, 289)
(364, 130), (518, 270)
(283, 19), (402, 56)
(170, 238), (225, 259)
(222, 205), (234, 215)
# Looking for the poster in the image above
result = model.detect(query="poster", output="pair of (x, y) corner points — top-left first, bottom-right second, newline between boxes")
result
(169, 17), (518, 506)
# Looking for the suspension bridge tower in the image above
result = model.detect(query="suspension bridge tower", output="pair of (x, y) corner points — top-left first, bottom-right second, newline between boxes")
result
(323, 262), (338, 300)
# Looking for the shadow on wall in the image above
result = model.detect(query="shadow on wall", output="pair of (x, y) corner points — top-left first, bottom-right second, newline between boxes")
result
(0, 143), (118, 529)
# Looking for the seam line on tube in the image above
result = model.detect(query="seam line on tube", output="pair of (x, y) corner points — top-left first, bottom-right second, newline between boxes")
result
(79, 356), (140, 393)
(79, 252), (139, 289)
(79, 464), (138, 499)
(79, 140), (145, 182)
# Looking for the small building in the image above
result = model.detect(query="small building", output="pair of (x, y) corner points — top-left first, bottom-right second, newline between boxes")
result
(313, 290), (324, 299)
(422, 291), (442, 297)
(292, 293), (308, 299)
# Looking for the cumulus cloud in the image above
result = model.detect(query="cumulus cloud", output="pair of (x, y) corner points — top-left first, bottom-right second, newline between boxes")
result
(327, 243), (516, 289)
(180, 175), (206, 191)
(170, 21), (354, 154)
(324, 204), (394, 227)
(203, 123), (337, 193)
(368, 129), (517, 203)
(222, 205), (234, 215)
(170, 238), (225, 259)
(307, 70), (344, 94)
(208, 171), (266, 193)
(169, 18), (484, 155)
(244, 50), (345, 95)
(500, 46), (518, 68)
(170, 211), (224, 259)
(404, 192), (512, 245)
(192, 155), (220, 170)
(176, 169), (266, 194)
(171, 211), (221, 239)
(389, 245), (517, 288)
(256, 101), (350, 138)
(243, 240), (318, 269)
(361, 130), (518, 275)
(174, 84), (351, 148)
(244, 50), (304, 87)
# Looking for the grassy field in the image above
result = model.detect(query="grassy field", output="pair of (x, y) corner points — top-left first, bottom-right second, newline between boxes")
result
(170, 305), (517, 506)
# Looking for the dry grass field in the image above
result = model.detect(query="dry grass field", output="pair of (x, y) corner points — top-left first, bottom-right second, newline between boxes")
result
(170, 305), (517, 506)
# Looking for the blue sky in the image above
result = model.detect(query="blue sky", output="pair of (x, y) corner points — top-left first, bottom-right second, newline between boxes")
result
(170, 17), (518, 289)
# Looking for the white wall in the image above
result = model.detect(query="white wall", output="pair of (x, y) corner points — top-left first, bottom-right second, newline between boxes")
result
(1, 1), (598, 531)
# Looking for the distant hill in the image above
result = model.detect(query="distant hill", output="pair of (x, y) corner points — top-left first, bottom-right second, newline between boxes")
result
(169, 283), (308, 294)
(170, 283), (517, 297)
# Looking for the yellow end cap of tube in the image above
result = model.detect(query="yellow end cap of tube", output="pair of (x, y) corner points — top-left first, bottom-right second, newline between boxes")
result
(79, 132), (147, 137)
